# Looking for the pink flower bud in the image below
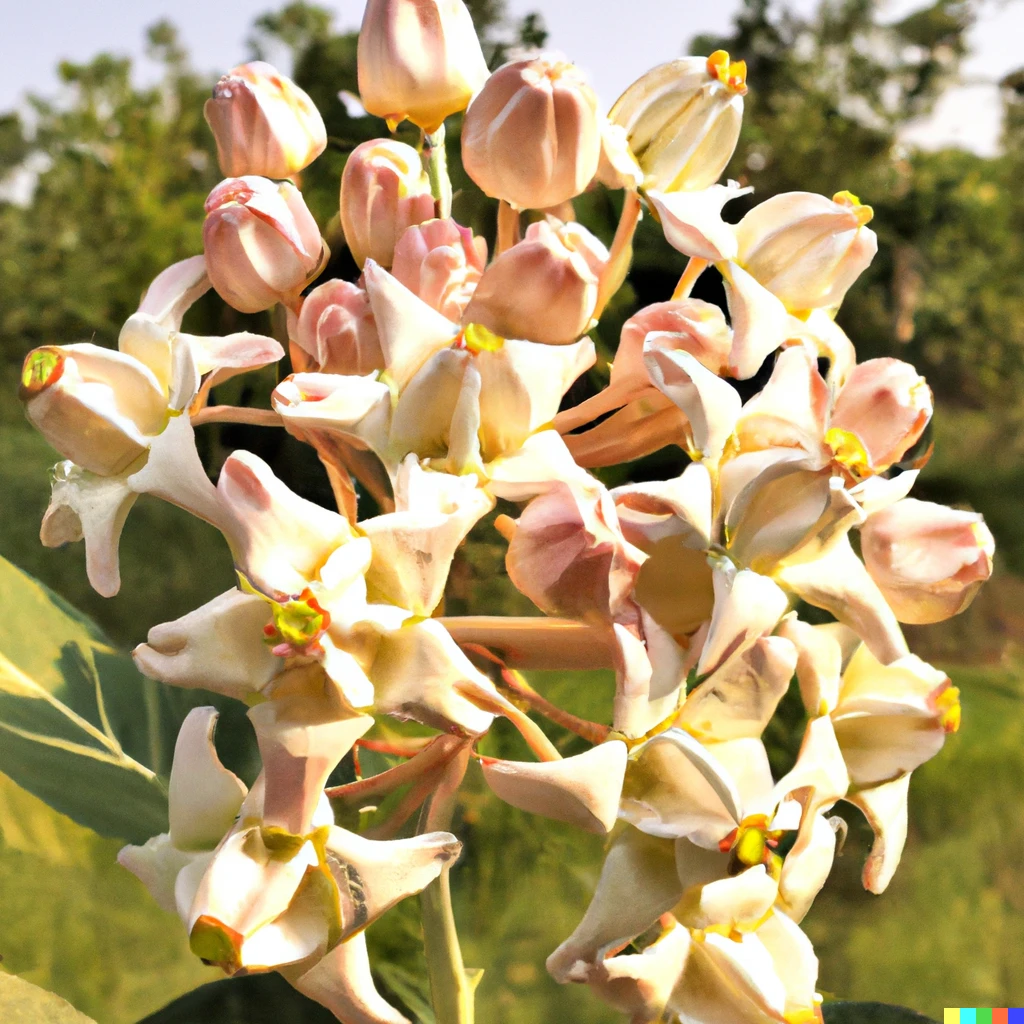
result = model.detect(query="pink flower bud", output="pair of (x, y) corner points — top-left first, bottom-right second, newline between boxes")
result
(736, 190), (878, 312)
(462, 218), (607, 345)
(358, 0), (489, 133)
(462, 58), (602, 210)
(861, 498), (995, 624)
(203, 177), (326, 313)
(830, 358), (932, 472)
(506, 481), (643, 622)
(293, 279), (383, 375)
(391, 217), (486, 321)
(611, 299), (732, 397)
(204, 62), (326, 179)
(339, 139), (436, 269)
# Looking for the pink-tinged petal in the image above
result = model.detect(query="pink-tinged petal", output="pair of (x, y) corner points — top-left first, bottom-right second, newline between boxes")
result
(720, 262), (796, 380)
(773, 716), (850, 816)
(485, 429), (593, 502)
(293, 279), (384, 376)
(697, 563), (789, 678)
(579, 921), (690, 1024)
(679, 636), (796, 742)
(284, 931), (409, 1024)
(614, 463), (714, 551)
(846, 774), (910, 894)
(644, 345), (741, 463)
(363, 260), (460, 390)
(40, 463), (138, 598)
(134, 589), (280, 698)
(735, 345), (830, 456)
(168, 707), (249, 851)
(675, 865), (778, 931)
(774, 534), (908, 666)
(137, 255), (211, 331)
(324, 828), (461, 938)
(848, 470), (919, 518)
(546, 828), (683, 983)
(775, 615), (853, 715)
(860, 497), (994, 624)
(481, 740), (627, 834)
(363, 464), (493, 616)
(647, 183), (750, 261)
(248, 703), (373, 835)
(777, 812), (836, 922)
(216, 450), (354, 597)
(506, 480), (644, 622)
(368, 618), (500, 735)
(622, 729), (743, 843)
(184, 330), (285, 382)
(118, 834), (201, 915)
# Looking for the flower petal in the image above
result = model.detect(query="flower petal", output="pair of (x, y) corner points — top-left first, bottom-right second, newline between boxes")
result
(137, 255), (211, 331)
(647, 183), (750, 261)
(845, 773), (910, 894)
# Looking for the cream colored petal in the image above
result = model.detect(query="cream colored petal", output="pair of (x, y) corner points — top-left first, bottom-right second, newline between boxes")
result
(777, 812), (836, 922)
(644, 344), (741, 463)
(134, 589), (280, 698)
(679, 636), (796, 742)
(647, 184), (749, 261)
(772, 716), (850, 816)
(613, 462), (714, 550)
(546, 828), (683, 982)
(621, 729), (742, 843)
(721, 262), (796, 380)
(485, 428), (593, 502)
(697, 562), (789, 678)
(848, 470), (919, 518)
(757, 910), (820, 1013)
(117, 833), (199, 915)
(481, 740), (628, 834)
(445, 358), (484, 474)
(831, 711), (945, 788)
(846, 773), (910, 894)
(388, 348), (468, 462)
(168, 707), (248, 851)
(775, 614), (847, 716)
(363, 259), (459, 390)
(325, 828), (461, 937)
(675, 865), (779, 932)
(137, 255), (211, 331)
(285, 931), (410, 1024)
(708, 737), (777, 819)
(239, 878), (333, 971)
(40, 462), (138, 598)
(774, 534), (908, 666)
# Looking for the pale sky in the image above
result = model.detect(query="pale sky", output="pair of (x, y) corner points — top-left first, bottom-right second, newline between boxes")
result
(1, 0), (1021, 155)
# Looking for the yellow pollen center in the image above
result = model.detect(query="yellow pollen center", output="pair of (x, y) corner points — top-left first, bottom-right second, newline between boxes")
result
(933, 684), (961, 734)
(720, 814), (784, 877)
(833, 190), (874, 226)
(707, 50), (748, 95)
(826, 427), (872, 478)
(461, 322), (505, 353)
(270, 591), (330, 649)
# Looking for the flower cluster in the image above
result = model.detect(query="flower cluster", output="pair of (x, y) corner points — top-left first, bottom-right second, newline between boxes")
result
(18, 2), (994, 1021)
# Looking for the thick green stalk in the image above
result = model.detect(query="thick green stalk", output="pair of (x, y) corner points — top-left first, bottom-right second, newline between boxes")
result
(425, 124), (453, 219)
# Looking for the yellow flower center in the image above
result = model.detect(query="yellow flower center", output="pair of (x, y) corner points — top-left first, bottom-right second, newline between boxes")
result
(719, 814), (784, 878)
(707, 50), (748, 95)
(931, 683), (961, 734)
(826, 426), (872, 479)
(266, 589), (331, 650)
(833, 190), (874, 226)
(461, 322), (505, 353)
(19, 347), (65, 399)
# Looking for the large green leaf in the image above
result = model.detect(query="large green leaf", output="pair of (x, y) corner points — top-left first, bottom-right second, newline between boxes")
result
(0, 555), (257, 843)
(0, 973), (98, 1023)
(823, 1003), (938, 1023)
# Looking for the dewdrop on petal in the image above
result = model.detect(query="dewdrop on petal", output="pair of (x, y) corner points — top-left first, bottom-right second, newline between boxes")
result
(462, 57), (602, 211)
(610, 50), (746, 194)
(357, 0), (489, 132)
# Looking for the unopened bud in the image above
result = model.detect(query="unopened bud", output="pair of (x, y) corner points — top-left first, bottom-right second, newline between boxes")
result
(830, 358), (932, 472)
(463, 218), (607, 344)
(609, 51), (746, 193)
(735, 190), (877, 312)
(204, 62), (326, 179)
(860, 498), (994, 624)
(391, 218), (486, 321)
(339, 139), (435, 269)
(294, 279), (383, 375)
(203, 177), (327, 313)
(358, 0), (489, 132)
(462, 57), (602, 210)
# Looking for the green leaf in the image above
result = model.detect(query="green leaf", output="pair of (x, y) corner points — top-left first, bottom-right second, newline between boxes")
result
(0, 555), (259, 844)
(823, 1002), (938, 1023)
(0, 972), (98, 1023)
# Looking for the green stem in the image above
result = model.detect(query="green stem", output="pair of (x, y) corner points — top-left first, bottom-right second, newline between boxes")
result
(419, 744), (478, 1024)
(425, 124), (453, 220)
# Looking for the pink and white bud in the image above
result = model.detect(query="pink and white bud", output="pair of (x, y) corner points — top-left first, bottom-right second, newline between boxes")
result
(463, 218), (607, 345)
(203, 177), (326, 313)
(358, 0), (489, 133)
(391, 217), (486, 321)
(339, 139), (435, 269)
(609, 51), (747, 193)
(204, 62), (327, 179)
(860, 498), (995, 624)
(19, 344), (167, 476)
(735, 190), (878, 312)
(462, 57), (602, 210)
(830, 358), (932, 471)
(293, 279), (384, 375)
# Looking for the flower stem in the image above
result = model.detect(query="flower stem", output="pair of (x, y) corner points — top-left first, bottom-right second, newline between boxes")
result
(426, 124), (453, 220)
(190, 405), (283, 427)
(496, 200), (520, 256)
(439, 616), (616, 669)
(672, 257), (709, 300)
(594, 189), (642, 318)
(419, 745), (479, 1024)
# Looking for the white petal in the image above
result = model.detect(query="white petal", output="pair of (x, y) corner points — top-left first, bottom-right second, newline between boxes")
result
(777, 812), (836, 922)
(117, 833), (198, 914)
(721, 262), (796, 379)
(772, 716), (850, 815)
(485, 429), (593, 501)
(647, 183), (749, 261)
(845, 773), (910, 894)
(137, 255), (211, 330)
(675, 865), (778, 931)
